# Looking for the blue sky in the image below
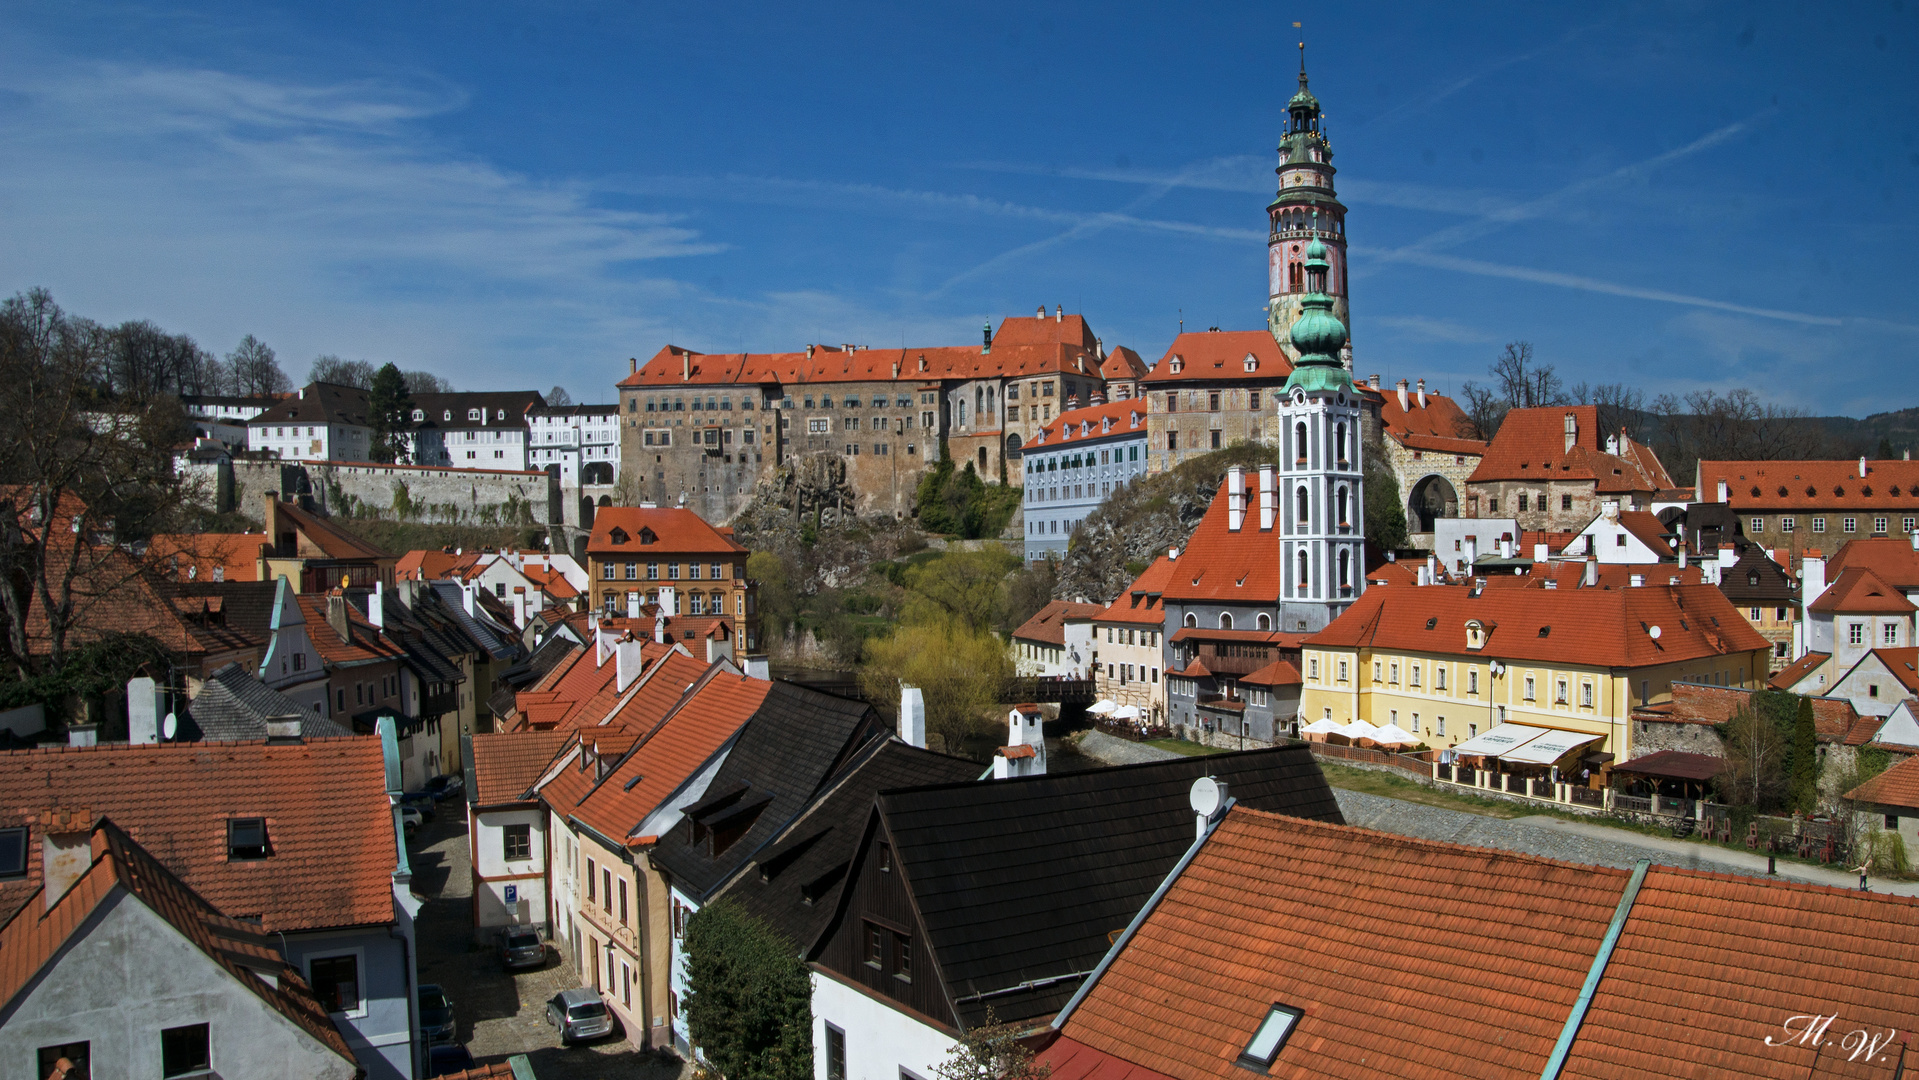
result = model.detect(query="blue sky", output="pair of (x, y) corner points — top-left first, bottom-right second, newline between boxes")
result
(1, 1), (1915, 415)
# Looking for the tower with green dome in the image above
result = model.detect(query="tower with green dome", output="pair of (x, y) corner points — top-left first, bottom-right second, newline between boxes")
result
(1267, 46), (1351, 370)
(1276, 228), (1363, 631)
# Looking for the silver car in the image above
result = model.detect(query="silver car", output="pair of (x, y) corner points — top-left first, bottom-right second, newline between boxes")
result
(546, 988), (613, 1044)
(498, 929), (546, 971)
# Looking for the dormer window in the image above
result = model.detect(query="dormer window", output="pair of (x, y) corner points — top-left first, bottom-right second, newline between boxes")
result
(1244, 354), (1258, 373)
(0, 827), (25, 877)
(227, 817), (269, 860)
(639, 527), (657, 545)
(1465, 620), (1487, 651)
(1169, 355), (1184, 374)
(608, 528), (629, 545)
(411, 409), (424, 422)
(467, 408), (481, 421)
(442, 410), (452, 421)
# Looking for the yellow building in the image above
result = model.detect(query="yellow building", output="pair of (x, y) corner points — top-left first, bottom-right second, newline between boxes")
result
(1299, 582), (1773, 761)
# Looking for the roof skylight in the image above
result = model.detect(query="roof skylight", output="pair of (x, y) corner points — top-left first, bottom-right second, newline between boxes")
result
(1237, 1003), (1303, 1069)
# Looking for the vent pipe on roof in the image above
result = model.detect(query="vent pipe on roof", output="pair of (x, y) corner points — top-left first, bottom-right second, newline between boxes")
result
(983, 324), (992, 354)
(630, 357), (637, 374)
(1258, 465), (1276, 531)
(1860, 455), (1869, 479)
(1564, 412), (1578, 453)
(1716, 479), (1729, 503)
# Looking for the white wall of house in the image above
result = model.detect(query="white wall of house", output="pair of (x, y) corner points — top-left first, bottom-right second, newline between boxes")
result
(248, 422), (373, 463)
(471, 806), (547, 939)
(548, 806), (584, 974)
(811, 971), (955, 1080)
(666, 885), (699, 1055)
(1561, 505), (1666, 564)
(1434, 518), (1520, 574)
(1826, 654), (1914, 718)
(1, 891), (359, 1080)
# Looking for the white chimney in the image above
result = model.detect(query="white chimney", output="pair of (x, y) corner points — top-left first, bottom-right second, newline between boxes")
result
(615, 633), (645, 692)
(1464, 536), (1477, 566)
(1583, 557), (1599, 588)
(1678, 548), (1689, 569)
(626, 591), (640, 620)
(743, 654), (770, 681)
(1860, 455), (1869, 479)
(1716, 479), (1729, 503)
(1910, 530), (1918, 552)
(41, 809), (92, 911)
(660, 586), (677, 616)
(653, 608), (667, 645)
(1416, 379), (1428, 409)
(1630, 573), (1645, 588)
(1169, 545), (1180, 561)
(1055, 304), (1063, 323)
(899, 685), (927, 748)
(1258, 465), (1276, 531)
(1533, 544), (1548, 563)
(265, 714), (302, 743)
(1368, 373), (1381, 389)
(1500, 538), (1513, 559)
(1803, 553), (1828, 609)
(127, 677), (161, 745)
(1227, 466), (1245, 532)
(1396, 379), (1410, 412)
(369, 580), (383, 630)
(1564, 412), (1578, 452)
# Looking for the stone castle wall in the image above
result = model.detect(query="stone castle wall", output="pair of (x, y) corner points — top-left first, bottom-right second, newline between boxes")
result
(198, 458), (557, 526)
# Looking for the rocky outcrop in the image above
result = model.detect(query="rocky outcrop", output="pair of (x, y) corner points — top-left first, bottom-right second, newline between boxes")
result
(729, 454), (926, 594)
(1056, 444), (1275, 603)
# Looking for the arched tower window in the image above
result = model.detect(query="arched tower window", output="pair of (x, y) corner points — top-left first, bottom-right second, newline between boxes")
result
(1184, 612), (1198, 628)
(1288, 261), (1303, 292)
(1294, 423), (1308, 463)
(1335, 422), (1348, 464)
(1336, 485), (1349, 529)
(1296, 486), (1310, 530)
(1257, 613), (1272, 631)
(1296, 550), (1310, 589)
(1339, 549), (1352, 589)
(1219, 613), (1233, 630)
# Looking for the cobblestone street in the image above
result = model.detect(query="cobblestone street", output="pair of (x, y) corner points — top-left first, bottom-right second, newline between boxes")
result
(408, 810), (692, 1080)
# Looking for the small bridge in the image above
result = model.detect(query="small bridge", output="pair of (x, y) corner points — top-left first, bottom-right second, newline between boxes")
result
(1000, 677), (1097, 705)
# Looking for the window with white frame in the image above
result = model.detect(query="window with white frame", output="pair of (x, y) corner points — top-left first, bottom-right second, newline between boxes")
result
(1436, 716), (1445, 736)
(1524, 675), (1536, 701)
(1468, 669), (1479, 694)
(1436, 665), (1447, 691)
(1581, 682), (1594, 708)
(1555, 678), (1568, 705)
(1886, 622), (1901, 646)
(1850, 622), (1865, 645)
(1409, 663), (1421, 688)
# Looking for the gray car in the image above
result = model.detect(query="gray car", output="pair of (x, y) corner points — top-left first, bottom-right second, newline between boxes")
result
(546, 987), (613, 1044)
(497, 928), (546, 971)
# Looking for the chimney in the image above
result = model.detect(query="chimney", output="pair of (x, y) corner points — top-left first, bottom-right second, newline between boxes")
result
(265, 714), (303, 744)
(1500, 538), (1513, 559)
(40, 809), (93, 911)
(1860, 455), (1869, 479)
(325, 591), (351, 643)
(1169, 545), (1180, 561)
(1427, 554), (1438, 584)
(892, 361), (899, 379)
(1055, 304), (1063, 323)
(368, 580), (384, 630)
(1368, 373), (1381, 389)
(1678, 548), (1689, 569)
(615, 632), (645, 692)
(630, 357), (637, 374)
(1258, 465), (1276, 530)
(1606, 434), (1620, 454)
(1036, 305), (1045, 318)
(681, 352), (690, 382)
(1564, 412), (1578, 452)
(1227, 466), (1245, 532)
(1910, 529), (1918, 552)
(1464, 536), (1477, 566)
(262, 492), (282, 551)
(626, 591), (640, 620)
(1395, 379), (1410, 412)
(1803, 553), (1828, 608)
(67, 723), (97, 747)
(1419, 379), (1431, 409)
(1533, 544), (1548, 563)
(127, 676), (161, 745)
(899, 685), (927, 748)
(1716, 478), (1729, 503)
(1583, 556), (1598, 588)
(653, 608), (667, 645)
(743, 654), (770, 681)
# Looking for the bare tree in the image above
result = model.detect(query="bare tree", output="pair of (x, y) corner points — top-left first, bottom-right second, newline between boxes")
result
(106, 321), (210, 398)
(1456, 342), (1565, 440)
(1647, 388), (1843, 479)
(0, 289), (202, 676)
(1569, 381), (1648, 441)
(225, 335), (291, 396)
(308, 355), (377, 389)
(546, 385), (573, 407)
(402, 370), (454, 394)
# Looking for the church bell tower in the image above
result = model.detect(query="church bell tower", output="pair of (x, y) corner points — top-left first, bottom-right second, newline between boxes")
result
(1267, 46), (1351, 369)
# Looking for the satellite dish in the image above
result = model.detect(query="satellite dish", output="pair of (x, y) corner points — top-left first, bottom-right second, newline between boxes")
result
(1648, 625), (1662, 639)
(1189, 776), (1224, 817)
(161, 712), (177, 740)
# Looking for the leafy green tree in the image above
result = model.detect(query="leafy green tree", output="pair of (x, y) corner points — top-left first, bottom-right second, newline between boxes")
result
(1000, 554), (1058, 634)
(915, 460), (1020, 539)
(1788, 695), (1820, 813)
(747, 550), (799, 642)
(367, 363), (415, 464)
(860, 615), (1013, 751)
(683, 901), (811, 1080)
(902, 548), (1018, 633)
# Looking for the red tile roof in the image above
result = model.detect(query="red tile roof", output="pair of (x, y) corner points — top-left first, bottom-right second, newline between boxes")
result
(1845, 754), (1919, 808)
(1629, 682), (1860, 743)
(1810, 566), (1917, 614)
(1037, 1035), (1178, 1080)
(1867, 647), (1919, 695)
(1614, 510), (1676, 556)
(0, 821), (357, 1066)
(471, 730), (572, 805)
(1306, 582), (1771, 669)
(1378, 385), (1475, 442)
(1013, 600), (1104, 647)
(1468, 405), (1674, 492)
(1140, 332), (1294, 386)
(1095, 558), (1178, 626)
(0, 739), (395, 932)
(1393, 432), (1490, 455)
(1826, 536), (1919, 589)
(1240, 659), (1302, 687)
(295, 591), (408, 668)
(1364, 560), (1418, 586)
(586, 506), (747, 557)
(1099, 346), (1149, 382)
(990, 311), (1100, 352)
(1768, 651), (1828, 690)
(149, 533), (265, 583)
(1029, 400), (1149, 447)
(1496, 561), (1704, 590)
(519, 563), (581, 600)
(1161, 479), (1282, 605)
(618, 340), (1103, 390)
(1060, 807), (1919, 1080)
(395, 549), (478, 581)
(1699, 459), (1919, 511)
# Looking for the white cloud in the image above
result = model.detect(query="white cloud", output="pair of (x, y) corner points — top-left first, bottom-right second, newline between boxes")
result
(1371, 315), (1498, 344)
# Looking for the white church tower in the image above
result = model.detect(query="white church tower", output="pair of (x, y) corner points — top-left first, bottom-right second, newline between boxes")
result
(1277, 234), (1363, 634)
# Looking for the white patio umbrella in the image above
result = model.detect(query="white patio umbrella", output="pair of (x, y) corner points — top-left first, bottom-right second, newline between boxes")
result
(1111, 705), (1142, 721)
(1368, 723), (1420, 747)
(1087, 700), (1117, 716)
(1299, 719), (1344, 736)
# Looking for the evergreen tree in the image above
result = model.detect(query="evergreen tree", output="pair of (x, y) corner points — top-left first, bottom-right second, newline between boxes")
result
(367, 363), (415, 464)
(1789, 694), (1820, 813)
(683, 901), (811, 1080)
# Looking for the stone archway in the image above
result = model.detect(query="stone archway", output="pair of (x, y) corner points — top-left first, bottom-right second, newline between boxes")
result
(1407, 473), (1459, 533)
(581, 461), (614, 486)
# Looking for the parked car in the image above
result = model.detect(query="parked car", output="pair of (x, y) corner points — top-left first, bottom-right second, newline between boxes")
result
(546, 988), (614, 1044)
(418, 983), (456, 1045)
(497, 928), (547, 972)
(400, 791), (437, 821)
(399, 806), (423, 834)
(424, 774), (464, 802)
(425, 1044), (476, 1077)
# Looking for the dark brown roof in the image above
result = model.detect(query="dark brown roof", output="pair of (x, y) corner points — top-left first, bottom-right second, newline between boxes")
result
(250, 383), (370, 427)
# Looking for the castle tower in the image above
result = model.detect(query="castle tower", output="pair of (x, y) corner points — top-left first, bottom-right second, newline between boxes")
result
(1267, 46), (1351, 369)
(1276, 236), (1362, 633)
